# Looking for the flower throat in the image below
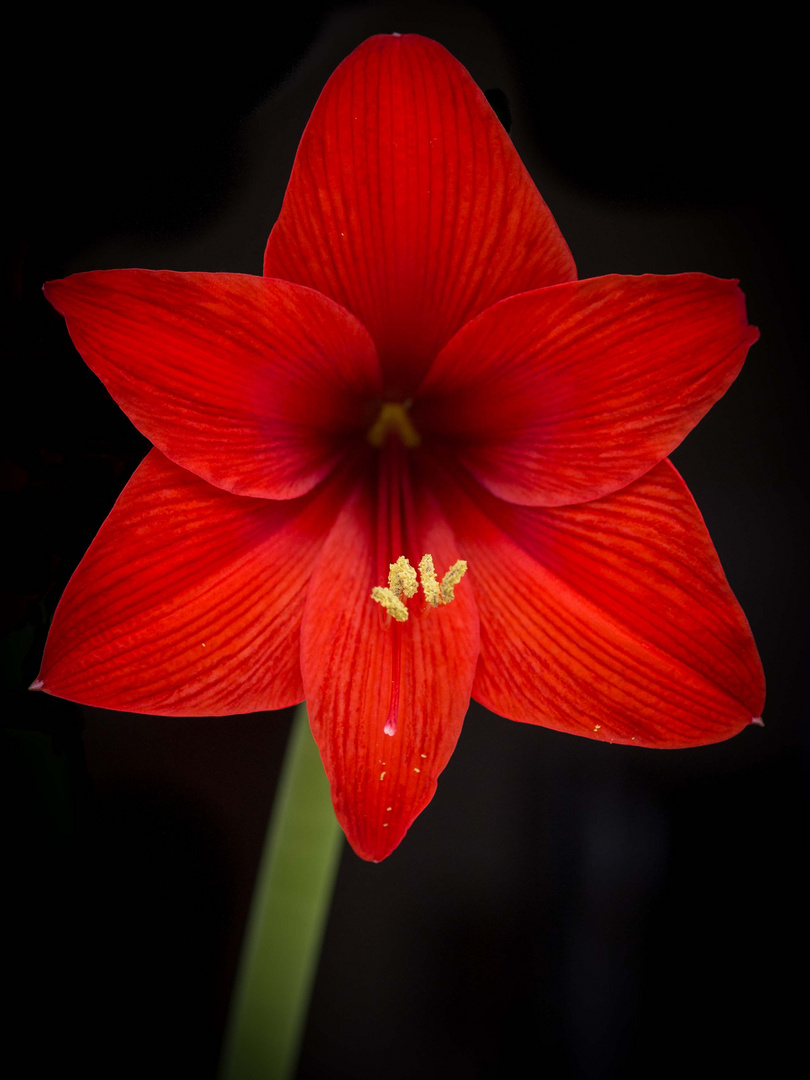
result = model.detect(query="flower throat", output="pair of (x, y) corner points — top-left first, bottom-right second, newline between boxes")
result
(369, 407), (467, 737)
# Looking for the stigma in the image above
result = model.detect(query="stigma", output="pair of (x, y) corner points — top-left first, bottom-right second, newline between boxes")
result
(371, 554), (467, 621)
(367, 402), (421, 447)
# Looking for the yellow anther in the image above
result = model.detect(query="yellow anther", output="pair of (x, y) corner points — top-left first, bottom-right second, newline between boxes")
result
(367, 402), (421, 447)
(371, 586), (409, 621)
(418, 554), (442, 607)
(440, 560), (467, 604)
(389, 555), (418, 599)
(371, 553), (468, 619)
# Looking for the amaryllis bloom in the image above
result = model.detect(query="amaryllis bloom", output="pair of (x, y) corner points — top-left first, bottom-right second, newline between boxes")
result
(36, 34), (764, 861)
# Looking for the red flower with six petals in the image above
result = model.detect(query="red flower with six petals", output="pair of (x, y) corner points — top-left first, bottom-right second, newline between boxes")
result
(36, 35), (764, 861)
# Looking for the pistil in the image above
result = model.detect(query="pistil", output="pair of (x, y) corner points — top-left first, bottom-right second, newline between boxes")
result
(367, 401), (421, 448)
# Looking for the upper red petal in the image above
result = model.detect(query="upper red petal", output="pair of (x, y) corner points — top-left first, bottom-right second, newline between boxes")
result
(434, 458), (764, 746)
(264, 33), (575, 396)
(45, 271), (382, 500)
(37, 450), (349, 715)
(300, 469), (479, 861)
(415, 274), (758, 505)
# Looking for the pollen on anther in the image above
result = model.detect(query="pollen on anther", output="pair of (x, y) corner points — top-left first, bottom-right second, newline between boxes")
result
(380, 771), (386, 780)
(418, 554), (468, 607)
(371, 586), (408, 621)
(389, 555), (418, 599)
(372, 553), (469, 618)
(418, 554), (442, 607)
(441, 560), (468, 604)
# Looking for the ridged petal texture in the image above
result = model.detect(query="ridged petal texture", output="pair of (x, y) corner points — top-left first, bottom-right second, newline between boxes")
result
(264, 33), (576, 396)
(301, 475), (479, 861)
(36, 32), (765, 861)
(416, 274), (758, 505)
(434, 459), (764, 746)
(45, 271), (381, 499)
(38, 451), (348, 715)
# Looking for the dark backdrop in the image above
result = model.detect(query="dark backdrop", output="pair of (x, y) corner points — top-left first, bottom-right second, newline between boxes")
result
(4, 3), (805, 1078)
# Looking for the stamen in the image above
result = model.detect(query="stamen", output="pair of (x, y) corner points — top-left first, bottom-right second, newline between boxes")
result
(371, 551), (468, 739)
(371, 586), (409, 622)
(389, 555), (418, 598)
(418, 554), (442, 607)
(440, 560), (468, 604)
(371, 553), (468, 619)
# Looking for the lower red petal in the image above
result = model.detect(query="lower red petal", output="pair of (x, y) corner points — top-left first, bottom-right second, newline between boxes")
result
(437, 459), (764, 746)
(37, 450), (348, 715)
(300, 471), (479, 860)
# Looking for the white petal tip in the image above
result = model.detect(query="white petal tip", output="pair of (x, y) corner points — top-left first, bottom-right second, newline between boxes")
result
(750, 716), (764, 727)
(29, 679), (45, 692)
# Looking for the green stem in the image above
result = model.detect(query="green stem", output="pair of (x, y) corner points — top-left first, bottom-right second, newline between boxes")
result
(220, 702), (343, 1080)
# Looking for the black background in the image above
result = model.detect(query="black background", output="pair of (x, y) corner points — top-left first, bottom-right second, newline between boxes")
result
(4, 3), (805, 1078)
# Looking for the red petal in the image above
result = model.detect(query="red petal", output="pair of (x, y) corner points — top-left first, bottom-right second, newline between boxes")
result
(435, 459), (764, 746)
(300, 472), (479, 860)
(37, 450), (349, 715)
(45, 271), (381, 499)
(416, 275), (758, 505)
(264, 33), (575, 396)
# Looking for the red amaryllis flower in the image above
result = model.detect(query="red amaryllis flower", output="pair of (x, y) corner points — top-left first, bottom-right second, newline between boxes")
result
(36, 34), (764, 861)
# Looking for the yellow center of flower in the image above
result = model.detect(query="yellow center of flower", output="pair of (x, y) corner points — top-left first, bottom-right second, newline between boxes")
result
(371, 554), (467, 621)
(367, 401), (421, 448)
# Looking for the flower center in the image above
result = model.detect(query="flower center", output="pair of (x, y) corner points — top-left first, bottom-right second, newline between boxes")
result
(367, 401), (421, 448)
(371, 554), (467, 622)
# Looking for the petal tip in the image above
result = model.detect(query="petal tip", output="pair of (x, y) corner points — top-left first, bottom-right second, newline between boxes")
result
(349, 834), (404, 863)
(751, 716), (765, 727)
(42, 277), (71, 313)
(28, 678), (44, 692)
